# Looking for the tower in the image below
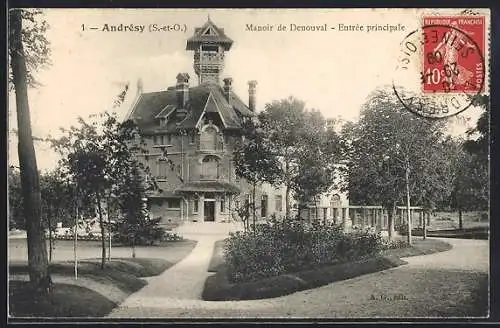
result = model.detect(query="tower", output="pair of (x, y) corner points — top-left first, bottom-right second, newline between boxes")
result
(186, 17), (233, 85)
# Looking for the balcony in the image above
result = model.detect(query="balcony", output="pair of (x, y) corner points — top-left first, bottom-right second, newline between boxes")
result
(194, 51), (225, 63)
(199, 174), (219, 181)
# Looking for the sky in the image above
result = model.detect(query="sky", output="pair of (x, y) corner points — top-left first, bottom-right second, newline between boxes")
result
(7, 8), (490, 172)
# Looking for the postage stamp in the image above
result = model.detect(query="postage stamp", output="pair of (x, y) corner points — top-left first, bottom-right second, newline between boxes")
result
(392, 12), (488, 119)
(421, 15), (485, 94)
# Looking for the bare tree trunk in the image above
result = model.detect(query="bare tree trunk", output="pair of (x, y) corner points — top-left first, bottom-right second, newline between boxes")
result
(314, 196), (319, 223)
(10, 9), (51, 294)
(387, 205), (395, 240)
(458, 208), (463, 230)
(252, 183), (256, 231)
(285, 161), (290, 218)
(423, 210), (427, 240)
(47, 203), (53, 263)
(285, 184), (290, 219)
(95, 191), (106, 269)
(132, 237), (136, 258)
(405, 165), (412, 246)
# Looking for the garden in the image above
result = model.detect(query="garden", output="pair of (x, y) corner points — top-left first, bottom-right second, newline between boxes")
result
(203, 217), (452, 301)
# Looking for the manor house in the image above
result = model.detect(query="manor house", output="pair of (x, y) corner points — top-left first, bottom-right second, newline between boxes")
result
(125, 17), (349, 226)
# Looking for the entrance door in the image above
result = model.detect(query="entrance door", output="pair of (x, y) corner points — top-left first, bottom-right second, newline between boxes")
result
(204, 201), (215, 222)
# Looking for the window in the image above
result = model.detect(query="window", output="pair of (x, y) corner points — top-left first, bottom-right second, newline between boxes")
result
(200, 126), (218, 151)
(261, 195), (268, 218)
(158, 158), (169, 179)
(201, 155), (219, 180)
(220, 196), (225, 213)
(167, 134), (172, 145)
(323, 208), (328, 221)
(331, 194), (341, 207)
(190, 133), (196, 144)
(166, 198), (180, 209)
(234, 200), (240, 210)
(193, 198), (199, 213)
(275, 195), (283, 212)
(202, 44), (218, 51)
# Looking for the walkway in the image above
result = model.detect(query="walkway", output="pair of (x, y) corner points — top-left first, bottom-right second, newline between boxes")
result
(108, 234), (488, 318)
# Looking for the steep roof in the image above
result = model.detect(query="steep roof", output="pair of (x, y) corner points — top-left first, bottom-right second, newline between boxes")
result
(186, 19), (233, 51)
(128, 83), (254, 134)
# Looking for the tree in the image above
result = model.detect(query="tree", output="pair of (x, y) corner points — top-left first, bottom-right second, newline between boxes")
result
(343, 87), (450, 244)
(39, 170), (75, 262)
(254, 97), (341, 218)
(411, 136), (456, 238)
(50, 105), (165, 268)
(293, 110), (342, 218)
(446, 138), (488, 230)
(463, 94), (489, 160)
(113, 163), (165, 256)
(233, 117), (281, 228)
(8, 166), (24, 230)
(9, 8), (52, 294)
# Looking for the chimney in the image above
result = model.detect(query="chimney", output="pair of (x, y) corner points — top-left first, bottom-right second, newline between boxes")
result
(223, 77), (233, 102)
(176, 73), (189, 120)
(248, 80), (257, 112)
(176, 73), (190, 108)
(137, 78), (143, 95)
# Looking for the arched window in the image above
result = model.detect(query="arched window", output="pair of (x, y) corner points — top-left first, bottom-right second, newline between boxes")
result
(330, 194), (341, 222)
(157, 157), (170, 180)
(201, 155), (220, 180)
(200, 125), (218, 151)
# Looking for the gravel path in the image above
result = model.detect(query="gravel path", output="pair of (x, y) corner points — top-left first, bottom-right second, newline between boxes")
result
(106, 231), (488, 318)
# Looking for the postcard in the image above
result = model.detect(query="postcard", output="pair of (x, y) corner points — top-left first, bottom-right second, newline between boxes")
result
(8, 8), (490, 320)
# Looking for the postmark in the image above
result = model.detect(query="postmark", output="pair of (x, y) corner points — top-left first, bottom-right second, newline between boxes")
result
(392, 16), (485, 119)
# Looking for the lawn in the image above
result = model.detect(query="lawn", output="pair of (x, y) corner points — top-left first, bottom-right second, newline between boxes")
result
(202, 238), (453, 301)
(428, 211), (489, 230)
(9, 238), (196, 263)
(9, 239), (197, 317)
(410, 227), (489, 240)
(9, 281), (117, 317)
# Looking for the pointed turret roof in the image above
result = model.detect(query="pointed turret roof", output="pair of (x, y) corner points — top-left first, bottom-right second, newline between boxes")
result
(186, 18), (233, 51)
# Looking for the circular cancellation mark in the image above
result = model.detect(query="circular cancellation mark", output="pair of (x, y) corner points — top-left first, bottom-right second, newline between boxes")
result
(392, 21), (485, 119)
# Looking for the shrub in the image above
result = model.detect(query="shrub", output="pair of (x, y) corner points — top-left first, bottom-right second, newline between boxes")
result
(112, 217), (167, 246)
(381, 238), (408, 250)
(395, 223), (408, 235)
(161, 232), (183, 242)
(223, 217), (386, 283)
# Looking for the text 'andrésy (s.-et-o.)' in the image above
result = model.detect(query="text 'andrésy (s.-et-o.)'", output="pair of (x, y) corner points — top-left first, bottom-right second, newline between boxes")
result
(81, 23), (188, 33)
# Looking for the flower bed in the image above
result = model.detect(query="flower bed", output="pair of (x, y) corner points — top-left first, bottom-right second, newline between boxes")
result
(224, 218), (386, 283)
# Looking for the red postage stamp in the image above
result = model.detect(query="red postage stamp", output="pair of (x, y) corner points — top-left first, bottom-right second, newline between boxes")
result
(421, 15), (485, 94)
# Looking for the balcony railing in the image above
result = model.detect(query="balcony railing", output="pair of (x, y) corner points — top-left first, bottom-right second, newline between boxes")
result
(194, 52), (224, 62)
(199, 174), (219, 181)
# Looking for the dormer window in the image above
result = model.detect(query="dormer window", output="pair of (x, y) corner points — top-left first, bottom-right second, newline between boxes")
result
(200, 125), (218, 151)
